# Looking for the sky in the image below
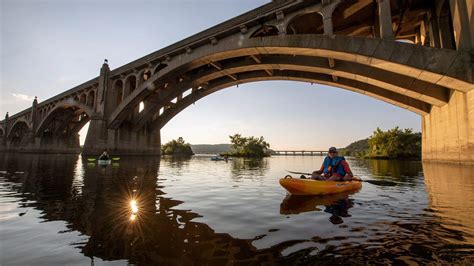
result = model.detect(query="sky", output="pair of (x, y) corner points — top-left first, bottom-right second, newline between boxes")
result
(0, 0), (421, 150)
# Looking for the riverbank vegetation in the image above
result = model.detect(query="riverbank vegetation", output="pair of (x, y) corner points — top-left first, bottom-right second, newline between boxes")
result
(190, 144), (231, 154)
(161, 137), (194, 156)
(341, 127), (421, 159)
(221, 134), (270, 158)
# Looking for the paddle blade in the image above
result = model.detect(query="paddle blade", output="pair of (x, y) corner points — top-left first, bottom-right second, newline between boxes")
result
(287, 170), (312, 175)
(87, 158), (96, 162)
(112, 157), (120, 161)
(363, 180), (397, 186)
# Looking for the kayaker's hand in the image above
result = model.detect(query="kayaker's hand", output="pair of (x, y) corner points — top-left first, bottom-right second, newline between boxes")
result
(343, 174), (353, 181)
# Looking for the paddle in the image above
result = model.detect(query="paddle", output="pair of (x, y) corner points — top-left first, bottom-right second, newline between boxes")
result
(87, 157), (119, 162)
(286, 170), (397, 186)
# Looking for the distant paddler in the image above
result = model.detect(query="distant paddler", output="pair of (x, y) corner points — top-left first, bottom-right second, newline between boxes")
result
(98, 151), (110, 161)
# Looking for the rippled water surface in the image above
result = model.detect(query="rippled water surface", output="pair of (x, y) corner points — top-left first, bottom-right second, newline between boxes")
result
(0, 154), (473, 265)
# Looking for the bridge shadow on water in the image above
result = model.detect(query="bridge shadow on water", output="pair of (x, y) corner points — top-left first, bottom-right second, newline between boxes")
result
(0, 154), (473, 264)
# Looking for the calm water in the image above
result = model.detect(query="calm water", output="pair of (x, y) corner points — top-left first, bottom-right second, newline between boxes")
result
(0, 154), (473, 265)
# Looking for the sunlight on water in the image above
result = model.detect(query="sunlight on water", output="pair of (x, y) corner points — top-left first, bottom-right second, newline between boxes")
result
(130, 199), (139, 214)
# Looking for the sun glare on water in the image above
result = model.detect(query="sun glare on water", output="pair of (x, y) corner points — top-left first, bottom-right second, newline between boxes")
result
(130, 199), (139, 221)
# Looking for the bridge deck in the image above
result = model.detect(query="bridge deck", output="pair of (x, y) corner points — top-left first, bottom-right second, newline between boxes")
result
(272, 151), (327, 156)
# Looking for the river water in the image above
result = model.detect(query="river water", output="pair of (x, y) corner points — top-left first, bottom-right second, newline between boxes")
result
(0, 154), (473, 265)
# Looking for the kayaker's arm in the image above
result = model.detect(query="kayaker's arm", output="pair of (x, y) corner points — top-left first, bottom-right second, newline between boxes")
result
(341, 160), (353, 178)
(312, 164), (324, 175)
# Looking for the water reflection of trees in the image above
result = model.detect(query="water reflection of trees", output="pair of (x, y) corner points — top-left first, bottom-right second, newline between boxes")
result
(352, 159), (423, 184)
(160, 155), (192, 168)
(0, 154), (282, 264)
(230, 157), (269, 178)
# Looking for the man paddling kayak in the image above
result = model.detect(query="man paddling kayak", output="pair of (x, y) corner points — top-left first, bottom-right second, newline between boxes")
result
(98, 151), (110, 161)
(305, 147), (354, 181)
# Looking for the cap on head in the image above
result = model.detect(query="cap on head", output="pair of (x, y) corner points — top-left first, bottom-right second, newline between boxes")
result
(328, 147), (337, 152)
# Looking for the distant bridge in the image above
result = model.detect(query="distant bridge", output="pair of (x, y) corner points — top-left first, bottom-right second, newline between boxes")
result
(0, 0), (472, 163)
(272, 150), (327, 156)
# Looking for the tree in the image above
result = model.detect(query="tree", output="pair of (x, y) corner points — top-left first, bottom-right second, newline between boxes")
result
(367, 127), (421, 159)
(161, 137), (194, 156)
(226, 134), (270, 157)
(340, 138), (369, 157)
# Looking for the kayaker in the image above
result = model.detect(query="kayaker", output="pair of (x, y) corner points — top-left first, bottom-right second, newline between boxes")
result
(98, 151), (110, 161)
(309, 147), (354, 181)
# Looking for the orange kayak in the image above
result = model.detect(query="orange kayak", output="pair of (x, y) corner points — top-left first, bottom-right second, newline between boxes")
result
(279, 176), (362, 195)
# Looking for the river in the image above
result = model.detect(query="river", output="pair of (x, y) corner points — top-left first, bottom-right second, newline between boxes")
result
(0, 154), (473, 264)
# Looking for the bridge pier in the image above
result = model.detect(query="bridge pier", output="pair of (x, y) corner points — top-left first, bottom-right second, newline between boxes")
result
(422, 90), (474, 164)
(82, 117), (161, 156)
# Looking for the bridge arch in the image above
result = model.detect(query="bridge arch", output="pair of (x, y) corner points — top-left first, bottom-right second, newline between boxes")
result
(108, 35), (471, 130)
(153, 63), (168, 75)
(145, 71), (431, 131)
(138, 69), (153, 89)
(79, 93), (86, 104)
(35, 101), (96, 150)
(286, 11), (324, 35)
(7, 119), (30, 148)
(113, 79), (124, 107)
(124, 75), (137, 99)
(250, 24), (279, 38)
(86, 90), (96, 108)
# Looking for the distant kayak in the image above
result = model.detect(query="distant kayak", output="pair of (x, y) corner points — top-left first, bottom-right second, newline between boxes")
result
(98, 159), (111, 166)
(279, 176), (362, 195)
(211, 156), (231, 161)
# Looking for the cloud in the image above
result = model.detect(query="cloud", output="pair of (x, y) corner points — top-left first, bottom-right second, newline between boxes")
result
(11, 93), (35, 101)
(0, 93), (35, 118)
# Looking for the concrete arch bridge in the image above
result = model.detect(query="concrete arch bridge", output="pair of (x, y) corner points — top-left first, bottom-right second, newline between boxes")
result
(1, 0), (473, 163)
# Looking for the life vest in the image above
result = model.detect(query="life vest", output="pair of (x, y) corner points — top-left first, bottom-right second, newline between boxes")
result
(323, 156), (346, 177)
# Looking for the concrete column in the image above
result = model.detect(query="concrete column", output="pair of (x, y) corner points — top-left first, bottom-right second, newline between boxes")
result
(83, 117), (109, 155)
(322, 17), (333, 36)
(467, 0), (474, 49)
(2, 112), (8, 147)
(428, 8), (441, 48)
(318, 0), (340, 36)
(377, 0), (394, 39)
(419, 20), (429, 45)
(449, 0), (473, 51)
(30, 96), (38, 133)
(422, 90), (474, 164)
(96, 60), (110, 115)
(82, 61), (113, 155)
(437, 0), (456, 49)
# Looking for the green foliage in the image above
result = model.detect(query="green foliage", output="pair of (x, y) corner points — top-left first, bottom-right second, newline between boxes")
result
(366, 127), (421, 159)
(224, 134), (270, 158)
(339, 138), (369, 157)
(161, 137), (194, 156)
